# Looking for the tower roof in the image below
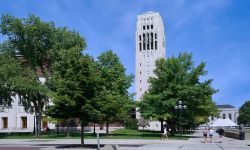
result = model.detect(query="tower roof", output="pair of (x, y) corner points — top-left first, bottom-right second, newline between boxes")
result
(142, 11), (158, 15)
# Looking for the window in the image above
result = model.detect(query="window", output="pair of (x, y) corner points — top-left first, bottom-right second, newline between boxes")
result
(2, 117), (8, 129)
(139, 35), (141, 41)
(140, 71), (141, 74)
(223, 114), (226, 119)
(143, 34), (146, 50)
(147, 33), (149, 50)
(140, 63), (141, 66)
(211, 116), (214, 121)
(151, 25), (153, 29)
(139, 43), (142, 51)
(151, 32), (154, 49)
(140, 88), (142, 91)
(155, 41), (157, 50)
(143, 26), (145, 30)
(147, 25), (149, 29)
(229, 114), (232, 120)
(155, 33), (157, 39)
(21, 117), (27, 129)
(140, 80), (142, 83)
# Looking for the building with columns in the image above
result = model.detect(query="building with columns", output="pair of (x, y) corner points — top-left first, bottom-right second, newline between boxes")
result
(135, 11), (166, 130)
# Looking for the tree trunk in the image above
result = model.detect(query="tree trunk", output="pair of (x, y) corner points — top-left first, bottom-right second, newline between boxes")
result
(35, 113), (39, 137)
(38, 112), (42, 136)
(170, 120), (175, 136)
(106, 121), (109, 136)
(67, 121), (69, 138)
(80, 123), (84, 147)
(56, 123), (59, 134)
(93, 122), (96, 134)
(160, 120), (164, 133)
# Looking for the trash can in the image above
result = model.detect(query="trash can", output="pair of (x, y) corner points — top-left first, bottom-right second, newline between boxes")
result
(239, 131), (245, 140)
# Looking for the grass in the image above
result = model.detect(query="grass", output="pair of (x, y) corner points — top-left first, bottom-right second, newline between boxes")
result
(0, 129), (189, 140)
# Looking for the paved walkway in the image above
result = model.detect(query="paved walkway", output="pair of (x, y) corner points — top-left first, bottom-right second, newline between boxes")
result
(0, 130), (249, 150)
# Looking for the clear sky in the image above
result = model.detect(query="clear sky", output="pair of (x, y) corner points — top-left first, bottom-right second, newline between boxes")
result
(1, 0), (250, 108)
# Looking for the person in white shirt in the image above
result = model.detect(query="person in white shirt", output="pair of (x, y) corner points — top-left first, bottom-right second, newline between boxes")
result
(209, 127), (214, 143)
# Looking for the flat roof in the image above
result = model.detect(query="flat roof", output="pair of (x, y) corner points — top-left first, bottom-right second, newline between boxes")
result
(216, 105), (235, 108)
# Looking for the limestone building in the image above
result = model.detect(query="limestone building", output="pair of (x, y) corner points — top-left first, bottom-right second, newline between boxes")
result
(0, 78), (55, 133)
(135, 11), (166, 130)
(208, 104), (239, 125)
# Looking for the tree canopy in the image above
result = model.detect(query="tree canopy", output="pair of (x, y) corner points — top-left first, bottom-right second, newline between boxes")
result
(138, 52), (218, 131)
(95, 50), (134, 134)
(0, 14), (86, 136)
(237, 101), (250, 126)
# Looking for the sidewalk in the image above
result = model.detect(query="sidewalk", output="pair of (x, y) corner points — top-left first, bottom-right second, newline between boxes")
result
(0, 130), (249, 150)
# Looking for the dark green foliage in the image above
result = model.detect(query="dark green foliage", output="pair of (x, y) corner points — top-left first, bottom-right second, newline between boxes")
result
(0, 52), (22, 107)
(96, 50), (134, 135)
(0, 14), (86, 137)
(124, 118), (138, 130)
(237, 101), (250, 126)
(138, 52), (218, 131)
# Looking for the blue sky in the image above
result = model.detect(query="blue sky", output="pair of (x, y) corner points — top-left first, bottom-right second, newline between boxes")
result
(1, 0), (250, 108)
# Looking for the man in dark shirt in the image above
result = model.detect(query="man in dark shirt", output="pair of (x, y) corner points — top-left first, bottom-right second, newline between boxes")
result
(217, 127), (224, 143)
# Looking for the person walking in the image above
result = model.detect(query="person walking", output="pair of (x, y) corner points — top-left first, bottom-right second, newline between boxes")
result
(202, 128), (208, 143)
(209, 127), (214, 143)
(162, 127), (168, 140)
(217, 127), (224, 143)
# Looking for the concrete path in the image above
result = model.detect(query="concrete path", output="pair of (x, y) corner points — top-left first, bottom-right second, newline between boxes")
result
(0, 130), (249, 150)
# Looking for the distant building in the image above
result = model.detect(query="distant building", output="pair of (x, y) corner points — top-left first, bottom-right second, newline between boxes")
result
(135, 11), (166, 130)
(0, 78), (55, 133)
(208, 104), (239, 126)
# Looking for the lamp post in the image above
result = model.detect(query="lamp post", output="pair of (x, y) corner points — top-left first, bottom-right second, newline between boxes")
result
(174, 101), (187, 139)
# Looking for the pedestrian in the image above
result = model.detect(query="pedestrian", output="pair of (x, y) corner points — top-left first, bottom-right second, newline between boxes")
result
(209, 127), (214, 143)
(162, 127), (168, 140)
(202, 128), (208, 143)
(217, 127), (224, 143)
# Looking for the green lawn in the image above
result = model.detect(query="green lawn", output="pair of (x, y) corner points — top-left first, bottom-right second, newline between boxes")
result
(0, 129), (188, 140)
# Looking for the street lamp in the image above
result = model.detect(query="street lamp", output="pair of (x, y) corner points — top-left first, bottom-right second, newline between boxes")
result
(174, 101), (187, 139)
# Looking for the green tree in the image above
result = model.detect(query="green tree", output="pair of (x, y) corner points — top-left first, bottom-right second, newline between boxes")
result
(48, 47), (97, 146)
(0, 51), (23, 107)
(138, 52), (218, 133)
(237, 101), (250, 126)
(0, 14), (85, 136)
(96, 50), (133, 135)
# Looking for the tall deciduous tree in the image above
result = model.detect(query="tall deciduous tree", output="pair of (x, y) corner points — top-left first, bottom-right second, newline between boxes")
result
(96, 50), (133, 135)
(48, 46), (97, 146)
(138, 52), (218, 133)
(237, 101), (250, 126)
(0, 14), (85, 136)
